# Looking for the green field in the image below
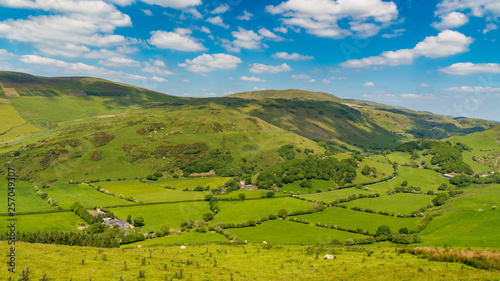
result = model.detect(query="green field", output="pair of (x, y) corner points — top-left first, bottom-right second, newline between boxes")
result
(299, 187), (377, 203)
(98, 180), (210, 203)
(2, 242), (496, 281)
(367, 166), (449, 193)
(42, 183), (134, 209)
(0, 103), (39, 141)
(387, 151), (412, 165)
(211, 197), (311, 224)
(228, 219), (371, 244)
(0, 212), (81, 232)
(0, 183), (55, 213)
(419, 184), (500, 247)
(292, 207), (421, 233)
(218, 190), (288, 199)
(352, 158), (394, 185)
(150, 177), (230, 190)
(340, 193), (434, 215)
(109, 201), (210, 232)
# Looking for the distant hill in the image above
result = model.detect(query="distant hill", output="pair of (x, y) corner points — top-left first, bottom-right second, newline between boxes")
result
(228, 89), (344, 103)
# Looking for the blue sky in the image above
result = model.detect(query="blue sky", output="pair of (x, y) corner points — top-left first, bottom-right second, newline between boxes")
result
(0, 0), (499, 121)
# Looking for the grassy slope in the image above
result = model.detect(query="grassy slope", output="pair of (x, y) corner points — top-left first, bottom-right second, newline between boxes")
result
(419, 184), (500, 247)
(367, 166), (449, 193)
(2, 242), (496, 281)
(0, 183), (55, 213)
(0, 212), (81, 232)
(0, 103), (39, 141)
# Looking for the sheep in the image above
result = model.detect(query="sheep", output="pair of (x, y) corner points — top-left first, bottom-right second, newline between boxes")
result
(324, 254), (334, 260)
(180, 245), (186, 249)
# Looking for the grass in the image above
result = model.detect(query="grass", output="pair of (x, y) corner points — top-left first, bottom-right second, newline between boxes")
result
(0, 103), (39, 141)
(0, 183), (55, 213)
(352, 158), (394, 185)
(109, 201), (210, 232)
(419, 184), (500, 247)
(124, 231), (228, 247)
(228, 219), (369, 244)
(280, 179), (337, 194)
(211, 197), (311, 224)
(292, 207), (422, 233)
(340, 193), (435, 215)
(150, 177), (230, 190)
(42, 183), (134, 209)
(3, 242), (498, 281)
(367, 166), (449, 193)
(387, 151), (412, 165)
(299, 187), (376, 203)
(218, 190), (288, 199)
(0, 212), (81, 232)
(98, 180), (210, 203)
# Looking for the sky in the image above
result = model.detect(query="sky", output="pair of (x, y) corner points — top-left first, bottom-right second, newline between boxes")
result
(0, 0), (499, 121)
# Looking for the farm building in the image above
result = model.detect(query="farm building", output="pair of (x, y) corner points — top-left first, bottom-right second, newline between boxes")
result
(102, 218), (134, 230)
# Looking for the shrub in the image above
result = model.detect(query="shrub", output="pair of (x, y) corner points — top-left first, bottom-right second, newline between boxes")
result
(133, 217), (145, 227)
(278, 209), (288, 218)
(376, 225), (391, 237)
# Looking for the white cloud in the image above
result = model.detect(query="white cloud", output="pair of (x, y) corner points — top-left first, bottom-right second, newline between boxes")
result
(322, 79), (331, 84)
(272, 52), (313, 60)
(184, 8), (203, 19)
(400, 94), (436, 99)
(266, 0), (399, 39)
(381, 28), (406, 38)
(142, 9), (153, 16)
(240, 76), (266, 82)
(150, 76), (168, 83)
(148, 29), (206, 51)
(439, 62), (500, 75)
(211, 4), (229, 14)
(0, 1), (133, 49)
(258, 28), (284, 41)
(19, 54), (146, 80)
(442, 86), (500, 93)
(0, 49), (15, 59)
(432, 12), (469, 30)
(99, 57), (139, 67)
(435, 0), (500, 19)
(274, 27), (288, 33)
(237, 11), (253, 20)
(307, 79), (316, 83)
(420, 83), (430, 87)
(206, 16), (229, 29)
(139, 0), (201, 9)
(250, 63), (292, 74)
(222, 27), (262, 52)
(342, 30), (473, 68)
(363, 82), (375, 87)
(483, 23), (498, 34)
(292, 74), (311, 79)
(38, 42), (90, 58)
(179, 53), (242, 72)
(200, 26), (211, 34)
(142, 59), (173, 75)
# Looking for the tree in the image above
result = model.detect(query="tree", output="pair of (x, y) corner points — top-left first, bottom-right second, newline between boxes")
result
(133, 217), (145, 227)
(193, 186), (204, 191)
(398, 227), (409, 234)
(238, 193), (246, 200)
(401, 180), (408, 187)
(376, 225), (392, 237)
(278, 209), (288, 218)
(432, 192), (449, 206)
(153, 171), (163, 178)
(438, 183), (448, 191)
(126, 214), (132, 224)
(203, 213), (214, 221)
(266, 191), (275, 198)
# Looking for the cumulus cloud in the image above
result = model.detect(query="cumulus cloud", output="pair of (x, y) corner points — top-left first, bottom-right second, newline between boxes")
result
(222, 27), (263, 52)
(439, 62), (500, 75)
(274, 27), (288, 33)
(206, 16), (229, 29)
(250, 63), (292, 74)
(99, 57), (139, 67)
(292, 74), (311, 79)
(342, 30), (473, 68)
(150, 76), (167, 83)
(381, 28), (406, 38)
(432, 12), (469, 30)
(363, 82), (375, 87)
(307, 79), (316, 83)
(272, 52), (313, 60)
(211, 4), (229, 14)
(266, 0), (399, 38)
(240, 76), (266, 82)
(237, 11), (253, 20)
(142, 9), (153, 16)
(420, 83), (430, 87)
(148, 29), (206, 51)
(139, 0), (201, 9)
(483, 23), (498, 34)
(258, 28), (284, 41)
(0, 0), (132, 49)
(178, 53), (242, 72)
(142, 59), (173, 75)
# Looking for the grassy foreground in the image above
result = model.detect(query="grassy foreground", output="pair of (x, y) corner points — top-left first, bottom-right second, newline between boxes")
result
(2, 242), (500, 280)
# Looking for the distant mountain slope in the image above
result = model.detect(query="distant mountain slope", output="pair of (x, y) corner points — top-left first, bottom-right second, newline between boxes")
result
(228, 89), (344, 103)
